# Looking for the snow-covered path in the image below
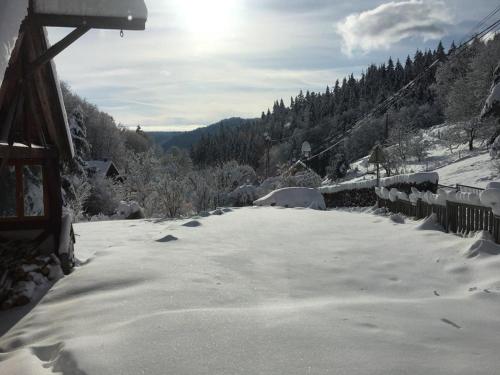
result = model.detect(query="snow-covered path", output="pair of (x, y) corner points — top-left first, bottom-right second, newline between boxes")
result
(1, 207), (500, 374)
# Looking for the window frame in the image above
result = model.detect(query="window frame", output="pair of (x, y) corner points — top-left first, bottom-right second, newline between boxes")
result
(0, 159), (49, 223)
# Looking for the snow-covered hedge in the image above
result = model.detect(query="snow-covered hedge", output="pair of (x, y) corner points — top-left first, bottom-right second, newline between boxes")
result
(320, 172), (439, 208)
(377, 185), (488, 209)
(319, 172), (438, 194)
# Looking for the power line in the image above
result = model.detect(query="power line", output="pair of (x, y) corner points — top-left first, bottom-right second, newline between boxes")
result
(460, 3), (500, 45)
(305, 7), (500, 163)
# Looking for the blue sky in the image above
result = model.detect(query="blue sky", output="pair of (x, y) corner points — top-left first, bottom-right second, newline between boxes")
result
(48, 0), (497, 131)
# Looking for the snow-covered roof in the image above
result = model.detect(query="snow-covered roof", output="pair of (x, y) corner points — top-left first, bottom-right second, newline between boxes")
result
(47, 46), (75, 159)
(86, 160), (119, 178)
(33, 0), (148, 30)
(0, 0), (29, 83)
(34, 0), (147, 19)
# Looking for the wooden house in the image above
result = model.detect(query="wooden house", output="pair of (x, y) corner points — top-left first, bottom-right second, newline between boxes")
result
(86, 159), (122, 181)
(0, 0), (147, 273)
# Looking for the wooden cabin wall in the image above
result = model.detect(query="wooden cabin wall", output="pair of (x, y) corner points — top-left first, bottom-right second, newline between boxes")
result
(0, 17), (64, 151)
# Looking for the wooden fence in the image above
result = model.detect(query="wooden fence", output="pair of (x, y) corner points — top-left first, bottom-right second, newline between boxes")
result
(437, 183), (485, 195)
(456, 184), (485, 195)
(378, 197), (500, 243)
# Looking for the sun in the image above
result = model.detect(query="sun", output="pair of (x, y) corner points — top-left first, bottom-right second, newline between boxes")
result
(174, 0), (240, 39)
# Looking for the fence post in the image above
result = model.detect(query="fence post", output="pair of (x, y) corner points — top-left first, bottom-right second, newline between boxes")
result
(445, 200), (452, 233)
(494, 216), (500, 244)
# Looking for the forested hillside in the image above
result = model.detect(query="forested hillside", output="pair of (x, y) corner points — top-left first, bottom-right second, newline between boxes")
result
(149, 117), (256, 152)
(191, 37), (500, 177)
(148, 131), (182, 147)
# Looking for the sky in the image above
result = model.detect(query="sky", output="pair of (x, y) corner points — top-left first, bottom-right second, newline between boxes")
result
(48, 0), (498, 131)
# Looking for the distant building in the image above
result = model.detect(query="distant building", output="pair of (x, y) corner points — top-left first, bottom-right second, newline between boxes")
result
(86, 160), (121, 181)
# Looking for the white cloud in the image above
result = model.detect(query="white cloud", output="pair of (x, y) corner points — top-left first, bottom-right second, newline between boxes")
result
(336, 0), (452, 56)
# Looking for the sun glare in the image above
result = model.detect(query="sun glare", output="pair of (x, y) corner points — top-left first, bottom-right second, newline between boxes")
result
(174, 0), (240, 39)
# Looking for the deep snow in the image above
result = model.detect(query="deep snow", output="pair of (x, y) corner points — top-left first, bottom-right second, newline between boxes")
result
(1, 207), (500, 374)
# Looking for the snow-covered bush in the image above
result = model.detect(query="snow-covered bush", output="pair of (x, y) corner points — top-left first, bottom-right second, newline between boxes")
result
(85, 176), (120, 217)
(257, 167), (322, 199)
(257, 176), (282, 196)
(326, 153), (349, 180)
(64, 175), (92, 221)
(114, 201), (145, 220)
(186, 170), (216, 213)
(121, 150), (162, 215)
(281, 170), (322, 189)
(156, 175), (188, 218)
(228, 185), (258, 206)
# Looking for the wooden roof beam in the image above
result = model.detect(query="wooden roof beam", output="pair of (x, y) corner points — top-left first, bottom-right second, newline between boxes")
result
(35, 14), (146, 31)
(26, 25), (90, 79)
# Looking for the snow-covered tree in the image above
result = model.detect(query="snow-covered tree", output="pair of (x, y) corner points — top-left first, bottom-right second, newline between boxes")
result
(408, 132), (430, 162)
(121, 150), (162, 216)
(156, 175), (188, 218)
(85, 176), (120, 217)
(186, 170), (216, 213)
(440, 124), (464, 157)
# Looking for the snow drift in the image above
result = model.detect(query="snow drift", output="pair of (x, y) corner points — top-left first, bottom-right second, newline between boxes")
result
(464, 231), (500, 258)
(254, 187), (326, 210)
(2, 208), (500, 375)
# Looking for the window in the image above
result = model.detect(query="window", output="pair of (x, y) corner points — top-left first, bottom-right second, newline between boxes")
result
(0, 166), (17, 218)
(23, 165), (45, 217)
(0, 162), (46, 220)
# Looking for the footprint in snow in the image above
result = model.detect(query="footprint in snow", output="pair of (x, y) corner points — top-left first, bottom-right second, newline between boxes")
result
(156, 235), (178, 243)
(441, 318), (461, 329)
(357, 322), (378, 329)
(183, 220), (202, 228)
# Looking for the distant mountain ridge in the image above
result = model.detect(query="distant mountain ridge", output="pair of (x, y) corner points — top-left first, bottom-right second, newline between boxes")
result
(147, 131), (182, 146)
(148, 117), (256, 151)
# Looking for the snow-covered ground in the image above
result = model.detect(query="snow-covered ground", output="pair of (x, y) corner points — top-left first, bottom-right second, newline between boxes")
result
(1, 207), (500, 374)
(331, 124), (500, 189)
(435, 151), (497, 188)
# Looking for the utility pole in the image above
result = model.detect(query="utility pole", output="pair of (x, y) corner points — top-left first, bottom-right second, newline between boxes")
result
(369, 144), (386, 188)
(264, 132), (271, 178)
(384, 112), (389, 143)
